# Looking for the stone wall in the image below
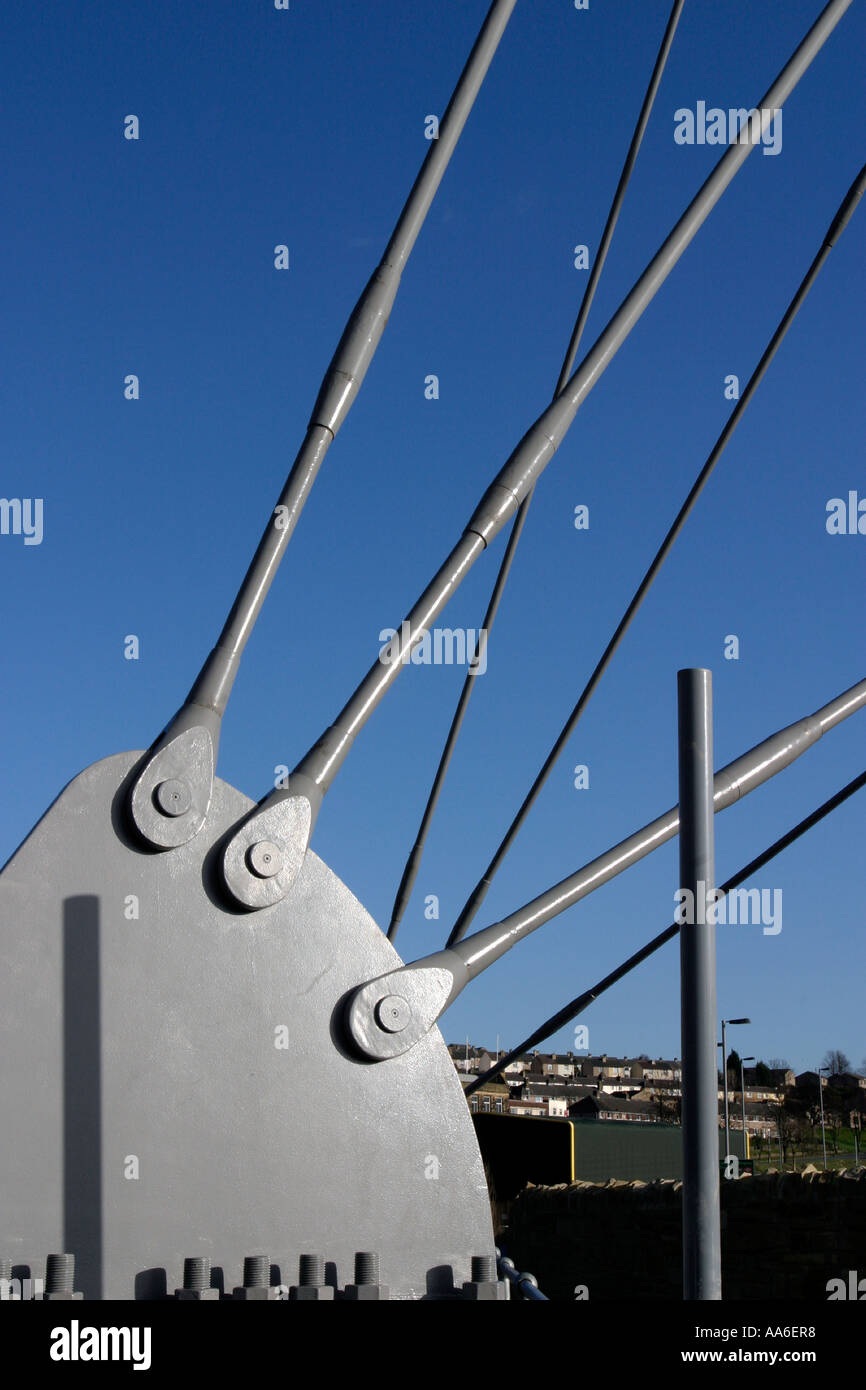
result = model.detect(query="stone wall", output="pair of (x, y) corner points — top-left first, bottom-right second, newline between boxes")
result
(505, 1167), (866, 1300)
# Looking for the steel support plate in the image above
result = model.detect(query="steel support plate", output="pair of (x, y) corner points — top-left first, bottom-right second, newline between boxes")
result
(0, 752), (493, 1299)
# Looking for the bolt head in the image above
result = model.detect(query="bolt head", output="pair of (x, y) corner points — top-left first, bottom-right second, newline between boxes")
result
(246, 840), (284, 878)
(375, 994), (410, 1034)
(154, 779), (192, 817)
(462, 1282), (508, 1301)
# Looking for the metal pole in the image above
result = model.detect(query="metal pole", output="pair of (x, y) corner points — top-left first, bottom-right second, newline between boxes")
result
(446, 677), (866, 955)
(740, 1059), (750, 1158)
(345, 695), (866, 1063)
(462, 766), (866, 1095)
(678, 669), (721, 1301)
(722, 1020), (730, 1163)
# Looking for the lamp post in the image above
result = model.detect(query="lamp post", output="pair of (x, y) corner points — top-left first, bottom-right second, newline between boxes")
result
(720, 1019), (750, 1162)
(740, 1056), (755, 1163)
(818, 1065), (830, 1170)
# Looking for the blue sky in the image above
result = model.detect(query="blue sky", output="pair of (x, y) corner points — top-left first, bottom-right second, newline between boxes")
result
(2, 0), (864, 1077)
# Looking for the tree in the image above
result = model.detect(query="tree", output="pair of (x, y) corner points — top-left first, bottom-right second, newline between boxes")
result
(769, 1099), (796, 1169)
(767, 1057), (789, 1070)
(789, 1116), (810, 1169)
(823, 1049), (851, 1076)
(754, 1060), (772, 1086)
(726, 1049), (742, 1087)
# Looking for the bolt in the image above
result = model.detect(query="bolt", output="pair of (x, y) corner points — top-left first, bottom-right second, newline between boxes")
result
(343, 1250), (389, 1300)
(354, 1252), (379, 1285)
(375, 994), (410, 1033)
(154, 779), (192, 817)
(45, 1254), (74, 1294)
(298, 1253), (324, 1287)
(44, 1253), (82, 1301)
(290, 1253), (334, 1301)
(246, 840), (284, 878)
(462, 1252), (507, 1301)
(184, 1257), (209, 1291)
(175, 1255), (219, 1300)
(243, 1255), (269, 1288)
(233, 1254), (280, 1300)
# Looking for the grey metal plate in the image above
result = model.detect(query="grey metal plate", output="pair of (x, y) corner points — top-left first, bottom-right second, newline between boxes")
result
(0, 752), (493, 1299)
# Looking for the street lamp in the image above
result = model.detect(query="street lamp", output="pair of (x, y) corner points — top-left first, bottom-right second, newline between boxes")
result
(819, 1065), (830, 1170)
(720, 1018), (750, 1162)
(740, 1055), (755, 1163)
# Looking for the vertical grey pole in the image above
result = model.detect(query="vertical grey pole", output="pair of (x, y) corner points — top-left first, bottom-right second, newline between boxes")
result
(722, 1020), (731, 1161)
(678, 668), (722, 1301)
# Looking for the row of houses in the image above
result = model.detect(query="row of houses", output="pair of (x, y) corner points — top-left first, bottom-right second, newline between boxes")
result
(451, 1046), (866, 1137)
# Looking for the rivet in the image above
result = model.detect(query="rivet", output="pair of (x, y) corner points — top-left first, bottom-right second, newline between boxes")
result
(154, 779), (192, 817)
(375, 994), (410, 1033)
(246, 840), (284, 878)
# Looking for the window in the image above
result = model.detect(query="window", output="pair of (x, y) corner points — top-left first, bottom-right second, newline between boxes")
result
(495, 1098), (503, 1114)
(470, 1097), (478, 1112)
(482, 1096), (491, 1112)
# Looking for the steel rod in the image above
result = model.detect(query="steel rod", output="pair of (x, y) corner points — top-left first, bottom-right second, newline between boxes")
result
(440, 679), (866, 990)
(224, 0), (853, 909)
(188, 0), (520, 713)
(465, 766), (866, 1093)
(343, 677), (866, 1060)
(127, 0), (519, 848)
(448, 156), (866, 944)
(386, 0), (686, 941)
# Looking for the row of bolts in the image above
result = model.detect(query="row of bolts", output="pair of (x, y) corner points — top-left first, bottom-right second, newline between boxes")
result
(0, 1252), (503, 1300)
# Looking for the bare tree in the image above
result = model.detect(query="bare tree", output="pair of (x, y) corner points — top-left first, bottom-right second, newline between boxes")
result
(794, 1116), (815, 1168)
(769, 1099), (797, 1169)
(823, 1049), (851, 1076)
